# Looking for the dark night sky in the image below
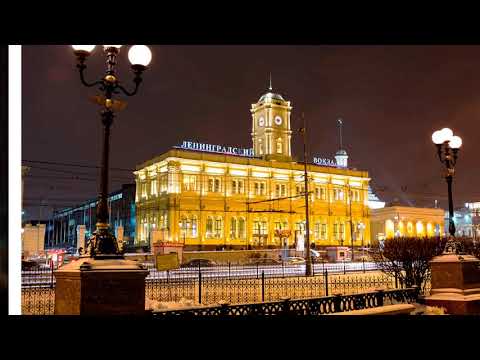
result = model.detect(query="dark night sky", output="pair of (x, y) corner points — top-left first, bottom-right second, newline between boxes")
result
(22, 45), (480, 220)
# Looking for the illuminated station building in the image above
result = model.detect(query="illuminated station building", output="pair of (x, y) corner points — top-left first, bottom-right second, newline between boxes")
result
(134, 86), (372, 250)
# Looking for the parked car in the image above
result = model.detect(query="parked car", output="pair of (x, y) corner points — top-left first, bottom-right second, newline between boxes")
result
(181, 259), (217, 268)
(248, 258), (281, 266)
(284, 257), (306, 265)
(22, 260), (41, 271)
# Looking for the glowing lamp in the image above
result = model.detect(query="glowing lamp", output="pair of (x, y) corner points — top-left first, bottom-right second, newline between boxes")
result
(128, 45), (152, 67)
(72, 45), (96, 53)
(449, 135), (462, 149)
(440, 127), (454, 143)
(432, 130), (444, 144)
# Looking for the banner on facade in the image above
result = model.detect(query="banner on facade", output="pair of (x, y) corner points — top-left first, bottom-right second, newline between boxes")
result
(156, 253), (180, 271)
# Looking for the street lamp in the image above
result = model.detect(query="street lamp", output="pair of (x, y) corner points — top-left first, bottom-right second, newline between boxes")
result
(432, 127), (463, 253)
(299, 113), (313, 276)
(72, 45), (152, 259)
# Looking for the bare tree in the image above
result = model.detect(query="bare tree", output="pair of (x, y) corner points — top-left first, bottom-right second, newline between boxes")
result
(370, 237), (447, 291)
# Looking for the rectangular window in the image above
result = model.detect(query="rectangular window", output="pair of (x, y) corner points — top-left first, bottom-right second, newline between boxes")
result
(276, 184), (280, 198)
(215, 218), (222, 238)
(151, 179), (157, 195)
(254, 182), (266, 196)
(183, 175), (197, 191)
(333, 223), (338, 240)
(232, 179), (244, 195)
(321, 223), (327, 240)
(208, 178), (221, 193)
(160, 175), (168, 193)
(281, 184), (287, 197)
(340, 223), (345, 240)
(314, 223), (320, 240)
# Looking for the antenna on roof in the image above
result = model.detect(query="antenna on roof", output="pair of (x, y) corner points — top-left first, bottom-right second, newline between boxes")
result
(337, 118), (343, 149)
(268, 72), (272, 91)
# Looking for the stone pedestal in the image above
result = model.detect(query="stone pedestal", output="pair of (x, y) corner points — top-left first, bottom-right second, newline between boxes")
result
(54, 257), (149, 315)
(425, 254), (480, 315)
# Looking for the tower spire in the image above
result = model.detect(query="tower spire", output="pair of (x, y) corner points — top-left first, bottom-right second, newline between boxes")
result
(338, 118), (343, 150)
(268, 72), (272, 91)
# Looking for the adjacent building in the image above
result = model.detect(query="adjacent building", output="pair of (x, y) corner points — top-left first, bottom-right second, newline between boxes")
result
(446, 202), (480, 239)
(134, 86), (372, 250)
(370, 205), (445, 241)
(45, 184), (136, 249)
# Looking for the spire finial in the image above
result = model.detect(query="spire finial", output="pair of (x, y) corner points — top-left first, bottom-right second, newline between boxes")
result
(338, 118), (343, 150)
(268, 72), (272, 91)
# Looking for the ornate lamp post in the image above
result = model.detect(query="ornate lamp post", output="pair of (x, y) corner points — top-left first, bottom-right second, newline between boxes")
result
(432, 127), (462, 253)
(71, 45), (152, 259)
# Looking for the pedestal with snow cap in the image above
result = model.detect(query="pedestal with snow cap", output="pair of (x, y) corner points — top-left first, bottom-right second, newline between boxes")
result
(54, 257), (149, 315)
(425, 253), (480, 315)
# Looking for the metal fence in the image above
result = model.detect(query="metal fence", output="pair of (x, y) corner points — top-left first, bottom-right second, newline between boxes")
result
(152, 287), (421, 316)
(145, 269), (397, 306)
(20, 263), (424, 315)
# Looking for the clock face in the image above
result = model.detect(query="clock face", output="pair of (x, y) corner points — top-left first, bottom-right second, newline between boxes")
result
(258, 117), (265, 127)
(274, 115), (282, 126)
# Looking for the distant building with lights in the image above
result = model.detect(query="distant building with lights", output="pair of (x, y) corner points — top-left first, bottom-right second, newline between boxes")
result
(446, 202), (480, 239)
(370, 205), (445, 241)
(45, 184), (136, 250)
(134, 85), (372, 250)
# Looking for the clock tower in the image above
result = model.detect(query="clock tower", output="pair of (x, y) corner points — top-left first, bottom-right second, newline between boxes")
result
(251, 80), (292, 162)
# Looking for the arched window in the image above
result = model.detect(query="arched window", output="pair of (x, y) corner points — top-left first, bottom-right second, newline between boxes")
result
(206, 217), (213, 238)
(215, 217), (223, 239)
(276, 138), (283, 154)
(230, 217), (237, 239)
(238, 217), (246, 239)
(191, 216), (198, 238)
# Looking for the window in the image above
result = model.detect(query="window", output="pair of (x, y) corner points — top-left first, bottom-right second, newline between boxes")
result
(160, 175), (167, 193)
(214, 217), (223, 238)
(276, 138), (283, 154)
(333, 223), (339, 240)
(349, 189), (360, 202)
(253, 220), (267, 235)
(334, 188), (344, 201)
(321, 223), (327, 240)
(230, 217), (237, 239)
(151, 179), (157, 195)
(206, 217), (213, 238)
(208, 178), (222, 193)
(275, 184), (280, 198)
(254, 182), (266, 196)
(340, 223), (345, 240)
(183, 174), (197, 191)
(191, 216), (198, 238)
(315, 187), (326, 200)
(238, 218), (246, 239)
(314, 222), (321, 240)
(232, 179), (244, 195)
(296, 185), (305, 196)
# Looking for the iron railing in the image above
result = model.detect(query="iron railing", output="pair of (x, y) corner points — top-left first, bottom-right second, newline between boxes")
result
(152, 287), (420, 316)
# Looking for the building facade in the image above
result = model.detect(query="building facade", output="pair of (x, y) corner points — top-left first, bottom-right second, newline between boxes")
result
(135, 87), (372, 250)
(45, 184), (136, 249)
(445, 202), (480, 239)
(370, 206), (445, 241)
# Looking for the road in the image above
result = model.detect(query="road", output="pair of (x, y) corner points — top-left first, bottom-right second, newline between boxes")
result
(22, 261), (379, 287)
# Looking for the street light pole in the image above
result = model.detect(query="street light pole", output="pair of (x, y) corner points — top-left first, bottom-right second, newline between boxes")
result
(432, 127), (462, 254)
(72, 45), (152, 259)
(299, 113), (312, 276)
